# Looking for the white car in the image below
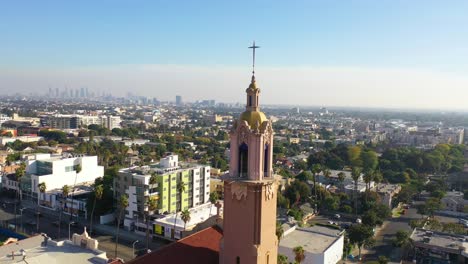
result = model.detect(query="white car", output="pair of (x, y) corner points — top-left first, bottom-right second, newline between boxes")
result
(356, 218), (362, 224)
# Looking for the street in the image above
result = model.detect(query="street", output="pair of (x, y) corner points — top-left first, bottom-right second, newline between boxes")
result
(0, 197), (169, 262)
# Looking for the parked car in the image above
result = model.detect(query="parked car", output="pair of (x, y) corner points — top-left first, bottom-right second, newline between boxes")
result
(334, 214), (341, 219)
(356, 218), (362, 224)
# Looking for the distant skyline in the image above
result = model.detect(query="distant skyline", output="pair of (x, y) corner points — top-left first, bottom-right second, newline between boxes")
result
(1, 1), (468, 109)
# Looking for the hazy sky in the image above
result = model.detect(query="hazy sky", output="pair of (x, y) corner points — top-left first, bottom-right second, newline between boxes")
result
(1, 1), (468, 109)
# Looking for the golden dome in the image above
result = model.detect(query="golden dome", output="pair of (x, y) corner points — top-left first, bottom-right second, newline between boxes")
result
(240, 110), (267, 128)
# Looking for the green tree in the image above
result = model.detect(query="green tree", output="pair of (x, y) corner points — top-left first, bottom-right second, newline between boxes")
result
(378, 255), (389, 264)
(115, 194), (129, 258)
(293, 246), (306, 263)
(209, 192), (219, 216)
(392, 230), (411, 247)
(348, 146), (362, 167)
(348, 224), (374, 260)
(277, 254), (289, 264)
(89, 184), (104, 234)
(361, 150), (378, 171)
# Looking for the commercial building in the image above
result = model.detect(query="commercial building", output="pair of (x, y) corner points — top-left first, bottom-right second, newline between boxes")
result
(410, 228), (468, 263)
(115, 154), (210, 231)
(2, 153), (104, 217)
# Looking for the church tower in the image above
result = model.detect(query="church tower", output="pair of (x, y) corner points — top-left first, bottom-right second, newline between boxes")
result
(220, 43), (277, 264)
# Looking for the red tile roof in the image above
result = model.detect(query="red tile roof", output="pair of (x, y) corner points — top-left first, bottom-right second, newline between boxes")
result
(128, 226), (223, 264)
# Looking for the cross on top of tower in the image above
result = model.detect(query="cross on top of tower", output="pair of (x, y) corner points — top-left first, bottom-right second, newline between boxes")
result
(248, 41), (260, 75)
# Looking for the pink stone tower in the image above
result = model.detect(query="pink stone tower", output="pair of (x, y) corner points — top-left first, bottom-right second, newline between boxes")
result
(220, 44), (278, 264)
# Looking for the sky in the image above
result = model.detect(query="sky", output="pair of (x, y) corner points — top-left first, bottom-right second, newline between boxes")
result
(1, 1), (468, 110)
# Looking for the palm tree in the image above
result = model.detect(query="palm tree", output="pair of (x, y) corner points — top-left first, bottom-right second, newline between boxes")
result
(337, 172), (346, 189)
(114, 194), (129, 258)
(59, 185), (70, 239)
(69, 163), (82, 221)
(363, 169), (373, 192)
(363, 169), (374, 202)
(89, 184), (104, 234)
(37, 182), (47, 232)
(276, 221), (284, 242)
(173, 181), (186, 235)
(351, 167), (362, 215)
(14, 162), (26, 232)
(209, 192), (218, 216)
(146, 196), (158, 250)
(180, 209), (191, 231)
(310, 164), (321, 211)
(293, 246), (305, 263)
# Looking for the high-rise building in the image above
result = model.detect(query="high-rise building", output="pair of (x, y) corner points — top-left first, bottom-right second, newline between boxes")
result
(176, 95), (183, 106)
(220, 73), (277, 264)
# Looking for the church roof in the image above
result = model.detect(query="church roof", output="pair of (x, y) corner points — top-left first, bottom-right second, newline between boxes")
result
(128, 226), (223, 264)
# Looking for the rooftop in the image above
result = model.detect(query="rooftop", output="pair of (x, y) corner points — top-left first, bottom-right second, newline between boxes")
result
(153, 203), (221, 230)
(0, 235), (108, 264)
(128, 226), (223, 264)
(411, 228), (468, 254)
(279, 225), (344, 256)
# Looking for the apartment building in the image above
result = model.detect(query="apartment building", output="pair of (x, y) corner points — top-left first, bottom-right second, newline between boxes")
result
(42, 114), (121, 130)
(115, 154), (210, 230)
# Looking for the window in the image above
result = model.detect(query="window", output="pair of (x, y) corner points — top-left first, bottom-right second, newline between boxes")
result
(236, 256), (240, 264)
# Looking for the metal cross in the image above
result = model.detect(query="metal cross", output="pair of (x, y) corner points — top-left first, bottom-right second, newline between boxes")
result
(248, 41), (260, 75)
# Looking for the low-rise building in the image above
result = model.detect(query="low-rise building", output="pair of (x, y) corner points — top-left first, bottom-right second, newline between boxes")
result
(410, 228), (468, 263)
(375, 183), (401, 208)
(278, 225), (344, 264)
(441, 191), (468, 213)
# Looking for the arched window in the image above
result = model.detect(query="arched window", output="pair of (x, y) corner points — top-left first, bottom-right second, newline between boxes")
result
(239, 143), (248, 177)
(264, 144), (269, 177)
(249, 96), (252, 107)
(236, 256), (240, 264)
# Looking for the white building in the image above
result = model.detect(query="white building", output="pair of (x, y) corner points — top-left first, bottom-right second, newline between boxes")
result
(0, 114), (11, 126)
(4, 153), (104, 217)
(0, 136), (43, 145)
(279, 225), (344, 264)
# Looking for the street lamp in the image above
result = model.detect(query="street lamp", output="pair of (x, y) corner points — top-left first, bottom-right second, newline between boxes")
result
(19, 208), (26, 231)
(132, 240), (139, 258)
(68, 222), (76, 241)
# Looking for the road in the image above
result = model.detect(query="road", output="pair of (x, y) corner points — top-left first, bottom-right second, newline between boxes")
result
(362, 203), (461, 262)
(0, 198), (169, 262)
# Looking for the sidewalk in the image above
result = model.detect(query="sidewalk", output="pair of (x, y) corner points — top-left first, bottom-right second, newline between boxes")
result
(20, 199), (157, 245)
